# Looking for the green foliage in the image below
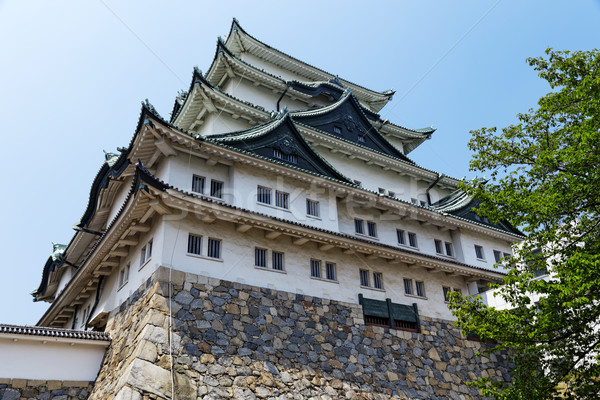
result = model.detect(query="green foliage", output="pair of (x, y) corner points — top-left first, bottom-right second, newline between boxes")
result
(448, 49), (600, 399)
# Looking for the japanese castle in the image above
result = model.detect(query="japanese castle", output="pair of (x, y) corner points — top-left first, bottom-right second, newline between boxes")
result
(33, 19), (521, 334)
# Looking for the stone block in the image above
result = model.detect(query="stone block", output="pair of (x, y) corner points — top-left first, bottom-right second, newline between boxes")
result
(46, 380), (63, 390)
(113, 385), (142, 400)
(10, 378), (27, 388)
(116, 359), (171, 398)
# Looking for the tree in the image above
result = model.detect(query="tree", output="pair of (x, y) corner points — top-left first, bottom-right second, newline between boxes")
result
(448, 48), (600, 399)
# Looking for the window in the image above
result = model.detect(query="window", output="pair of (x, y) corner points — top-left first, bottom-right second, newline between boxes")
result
(207, 238), (221, 259)
(411, 198), (418, 205)
(420, 200), (427, 207)
(257, 186), (271, 204)
(415, 281), (425, 297)
(388, 191), (395, 198)
(357, 134), (366, 143)
(187, 234), (202, 255)
(378, 187), (386, 194)
(373, 272), (384, 289)
(140, 240), (152, 267)
(325, 262), (336, 281)
(273, 149), (298, 163)
(255, 248), (267, 268)
(403, 278), (413, 295)
(397, 229), (406, 245)
(353, 180), (362, 186)
(272, 251), (284, 271)
(354, 218), (364, 235)
(359, 269), (369, 287)
(445, 242), (454, 257)
(306, 199), (320, 217)
(493, 250), (502, 263)
(210, 180), (223, 199)
(443, 286), (451, 302)
(192, 175), (205, 194)
(119, 264), (130, 288)
(434, 239), (443, 254)
(333, 126), (342, 134)
(275, 190), (289, 209)
(367, 221), (377, 238)
(475, 245), (485, 260)
(310, 259), (321, 278)
(408, 232), (418, 248)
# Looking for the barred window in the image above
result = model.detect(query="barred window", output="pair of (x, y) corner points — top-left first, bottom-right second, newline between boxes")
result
(445, 242), (454, 257)
(359, 269), (369, 287)
(140, 240), (152, 266)
(272, 251), (284, 271)
(358, 134), (366, 143)
(397, 229), (406, 245)
(207, 238), (221, 259)
(373, 272), (384, 289)
(443, 286), (451, 302)
(475, 245), (485, 260)
(119, 264), (130, 287)
(187, 234), (202, 255)
(354, 218), (364, 235)
(415, 281), (425, 297)
(275, 191), (289, 209)
(367, 221), (377, 238)
(192, 175), (205, 194)
(257, 186), (271, 204)
(210, 180), (223, 199)
(326, 262), (336, 281)
(403, 278), (413, 295)
(333, 126), (342, 135)
(434, 239), (443, 254)
(255, 248), (267, 268)
(408, 232), (418, 248)
(493, 250), (504, 263)
(306, 199), (320, 217)
(310, 259), (321, 278)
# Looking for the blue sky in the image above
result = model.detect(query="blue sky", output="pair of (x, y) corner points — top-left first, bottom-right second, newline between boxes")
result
(1, 0), (599, 325)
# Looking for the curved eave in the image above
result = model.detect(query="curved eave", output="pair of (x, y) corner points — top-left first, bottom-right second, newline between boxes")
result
(37, 162), (168, 326)
(224, 19), (393, 112)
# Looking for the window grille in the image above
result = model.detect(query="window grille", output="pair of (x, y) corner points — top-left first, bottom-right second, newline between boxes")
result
(367, 221), (377, 238)
(397, 229), (406, 245)
(403, 278), (413, 295)
(434, 239), (443, 254)
(325, 263), (336, 281)
(443, 286), (451, 302)
(272, 251), (284, 271)
(493, 250), (502, 263)
(373, 272), (383, 289)
(306, 199), (320, 217)
(445, 242), (454, 257)
(255, 248), (267, 268)
(192, 175), (205, 194)
(273, 149), (298, 163)
(310, 259), (321, 278)
(187, 234), (202, 255)
(257, 186), (271, 204)
(333, 126), (342, 134)
(275, 191), (289, 209)
(415, 281), (425, 297)
(364, 315), (390, 327)
(210, 180), (223, 199)
(408, 232), (418, 248)
(207, 238), (221, 259)
(359, 269), (369, 287)
(354, 219), (364, 235)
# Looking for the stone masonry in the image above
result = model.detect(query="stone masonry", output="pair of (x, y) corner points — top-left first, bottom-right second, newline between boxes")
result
(90, 267), (513, 399)
(0, 379), (93, 400)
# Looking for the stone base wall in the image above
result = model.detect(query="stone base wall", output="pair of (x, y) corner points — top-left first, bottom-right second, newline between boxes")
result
(0, 378), (93, 400)
(91, 267), (513, 399)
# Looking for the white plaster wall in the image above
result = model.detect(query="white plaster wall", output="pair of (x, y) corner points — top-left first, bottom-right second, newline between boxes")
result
(159, 216), (465, 320)
(232, 166), (339, 232)
(460, 231), (513, 273)
(316, 148), (452, 204)
(239, 53), (308, 83)
(0, 337), (107, 381)
(195, 111), (251, 137)
(55, 267), (74, 298)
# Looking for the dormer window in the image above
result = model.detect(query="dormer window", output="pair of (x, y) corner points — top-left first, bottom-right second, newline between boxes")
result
(333, 126), (342, 135)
